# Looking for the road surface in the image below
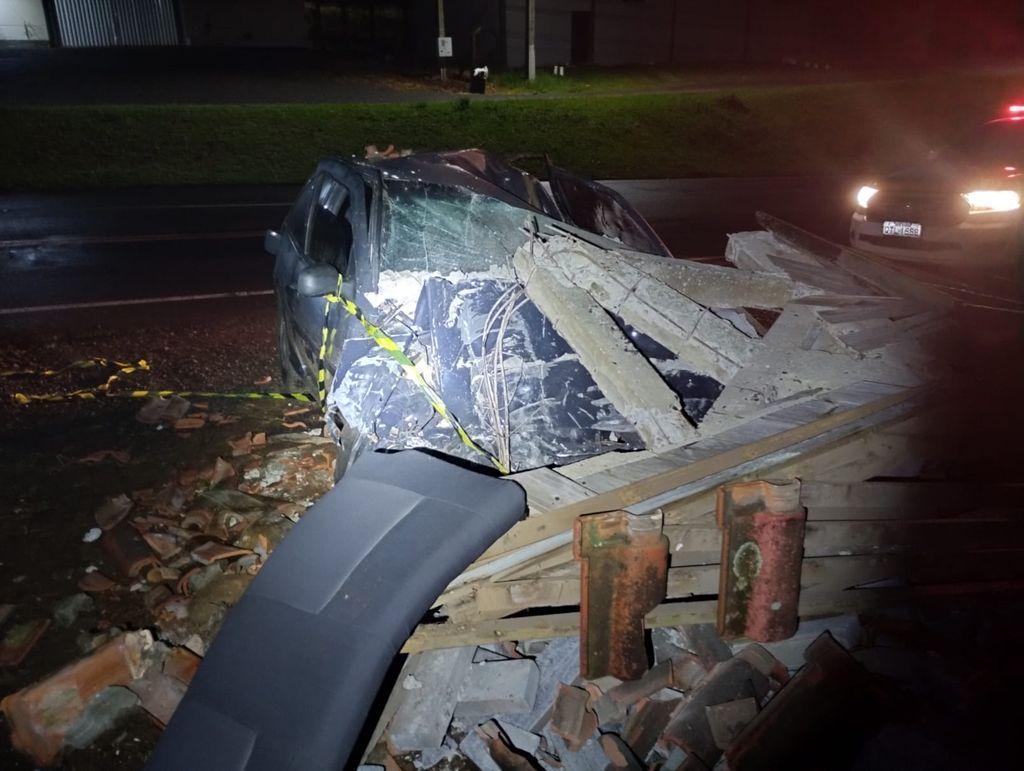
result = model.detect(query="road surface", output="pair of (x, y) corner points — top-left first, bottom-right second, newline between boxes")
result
(0, 177), (854, 316)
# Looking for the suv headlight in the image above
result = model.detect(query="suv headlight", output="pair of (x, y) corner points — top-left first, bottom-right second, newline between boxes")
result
(964, 190), (1021, 214)
(856, 185), (879, 209)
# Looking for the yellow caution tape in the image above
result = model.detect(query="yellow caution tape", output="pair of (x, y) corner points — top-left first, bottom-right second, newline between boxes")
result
(1, 357), (149, 378)
(7, 284), (506, 473)
(320, 275), (508, 475)
(3, 358), (313, 406)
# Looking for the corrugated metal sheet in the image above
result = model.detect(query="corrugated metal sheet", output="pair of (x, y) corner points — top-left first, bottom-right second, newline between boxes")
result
(54, 0), (179, 48)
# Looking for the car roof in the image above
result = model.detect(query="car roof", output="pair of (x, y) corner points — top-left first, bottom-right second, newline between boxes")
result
(356, 149), (564, 220)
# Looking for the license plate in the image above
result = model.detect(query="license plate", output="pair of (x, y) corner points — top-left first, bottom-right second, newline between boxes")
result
(882, 220), (922, 238)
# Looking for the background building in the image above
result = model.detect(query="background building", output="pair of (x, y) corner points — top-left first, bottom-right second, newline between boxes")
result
(2, 0), (1023, 70)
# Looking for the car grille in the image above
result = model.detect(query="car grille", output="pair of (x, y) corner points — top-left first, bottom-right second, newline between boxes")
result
(866, 191), (968, 225)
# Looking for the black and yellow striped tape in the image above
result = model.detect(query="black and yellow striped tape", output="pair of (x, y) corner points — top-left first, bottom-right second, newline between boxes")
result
(6, 282), (507, 474)
(320, 275), (508, 474)
(3, 358), (313, 406)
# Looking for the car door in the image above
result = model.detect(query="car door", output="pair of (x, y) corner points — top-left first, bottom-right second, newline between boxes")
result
(548, 164), (672, 257)
(271, 171), (358, 388)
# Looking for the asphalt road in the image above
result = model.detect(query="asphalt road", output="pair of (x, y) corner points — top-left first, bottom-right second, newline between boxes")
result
(0, 177), (854, 316)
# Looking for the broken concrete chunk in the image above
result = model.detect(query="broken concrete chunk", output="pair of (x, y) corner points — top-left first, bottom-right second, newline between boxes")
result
(0, 630), (153, 765)
(492, 719), (542, 756)
(476, 720), (541, 770)
(455, 658), (540, 718)
(514, 240), (696, 452)
(388, 646), (476, 752)
(504, 635), (578, 733)
(618, 249), (800, 309)
(555, 243), (758, 382)
(459, 727), (503, 771)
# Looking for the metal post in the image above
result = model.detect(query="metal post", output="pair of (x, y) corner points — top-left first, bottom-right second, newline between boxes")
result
(437, 0), (447, 80)
(526, 0), (536, 81)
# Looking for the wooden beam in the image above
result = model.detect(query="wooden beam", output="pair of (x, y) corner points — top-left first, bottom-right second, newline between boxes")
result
(477, 388), (923, 565)
(407, 578), (1024, 653)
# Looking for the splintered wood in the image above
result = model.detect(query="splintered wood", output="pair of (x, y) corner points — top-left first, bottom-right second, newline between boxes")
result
(411, 219), (977, 652)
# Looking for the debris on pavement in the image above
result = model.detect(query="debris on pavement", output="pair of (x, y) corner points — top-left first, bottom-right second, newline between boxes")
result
(0, 630), (154, 765)
(95, 493), (134, 530)
(134, 395), (190, 425)
(371, 619), (893, 770)
(0, 619), (50, 667)
(75, 449), (132, 465)
(53, 593), (94, 629)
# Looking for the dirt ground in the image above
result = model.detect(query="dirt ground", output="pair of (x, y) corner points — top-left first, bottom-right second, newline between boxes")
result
(0, 296), (340, 768)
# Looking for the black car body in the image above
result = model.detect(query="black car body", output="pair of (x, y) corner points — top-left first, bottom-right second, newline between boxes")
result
(266, 150), (720, 474)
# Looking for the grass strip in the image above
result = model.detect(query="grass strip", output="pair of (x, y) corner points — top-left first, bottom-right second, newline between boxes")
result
(0, 71), (1018, 190)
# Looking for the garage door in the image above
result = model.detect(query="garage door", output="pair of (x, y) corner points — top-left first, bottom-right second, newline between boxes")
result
(53, 0), (179, 47)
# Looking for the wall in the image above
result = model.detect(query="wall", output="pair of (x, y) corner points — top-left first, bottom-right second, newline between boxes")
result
(180, 0), (309, 47)
(0, 0), (50, 43)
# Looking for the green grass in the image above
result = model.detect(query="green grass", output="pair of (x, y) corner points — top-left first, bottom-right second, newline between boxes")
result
(1, 71), (1020, 190)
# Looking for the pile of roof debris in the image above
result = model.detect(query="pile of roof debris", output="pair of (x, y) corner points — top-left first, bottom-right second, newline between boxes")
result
(370, 617), (880, 771)
(330, 209), (949, 474)
(0, 396), (335, 766)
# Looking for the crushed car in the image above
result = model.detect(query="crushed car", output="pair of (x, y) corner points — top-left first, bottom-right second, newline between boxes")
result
(266, 149), (724, 474)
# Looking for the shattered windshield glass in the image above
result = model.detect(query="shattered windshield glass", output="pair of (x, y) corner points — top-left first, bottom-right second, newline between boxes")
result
(379, 180), (531, 274)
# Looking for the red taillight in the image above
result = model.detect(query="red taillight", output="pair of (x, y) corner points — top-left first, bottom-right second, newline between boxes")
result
(1009, 104), (1024, 114)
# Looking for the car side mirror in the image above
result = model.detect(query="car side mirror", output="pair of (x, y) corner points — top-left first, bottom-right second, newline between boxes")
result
(296, 264), (340, 297)
(264, 229), (282, 254)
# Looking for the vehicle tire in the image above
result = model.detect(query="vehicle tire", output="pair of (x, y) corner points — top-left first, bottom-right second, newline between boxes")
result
(278, 317), (305, 394)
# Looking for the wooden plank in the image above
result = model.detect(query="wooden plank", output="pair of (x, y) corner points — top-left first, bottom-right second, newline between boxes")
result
(510, 468), (595, 516)
(664, 518), (1024, 566)
(757, 212), (957, 309)
(473, 389), (924, 568)
(407, 578), (1024, 653)
(801, 481), (1024, 514)
(655, 418), (932, 526)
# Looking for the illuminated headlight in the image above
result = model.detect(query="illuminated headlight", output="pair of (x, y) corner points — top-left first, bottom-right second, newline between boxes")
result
(963, 190), (1021, 214)
(856, 185), (879, 209)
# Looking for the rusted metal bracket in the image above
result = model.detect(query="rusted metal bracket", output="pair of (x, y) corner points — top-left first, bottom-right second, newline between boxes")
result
(716, 480), (806, 642)
(575, 509), (669, 680)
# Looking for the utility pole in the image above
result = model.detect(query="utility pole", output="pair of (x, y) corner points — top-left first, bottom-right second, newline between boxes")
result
(437, 0), (447, 80)
(526, 0), (536, 81)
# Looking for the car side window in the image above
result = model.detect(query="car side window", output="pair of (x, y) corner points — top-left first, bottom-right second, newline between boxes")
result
(284, 177), (316, 249)
(307, 176), (353, 274)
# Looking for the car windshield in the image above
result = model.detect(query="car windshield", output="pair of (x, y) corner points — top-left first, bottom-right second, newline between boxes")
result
(378, 180), (531, 274)
(954, 120), (1024, 167)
